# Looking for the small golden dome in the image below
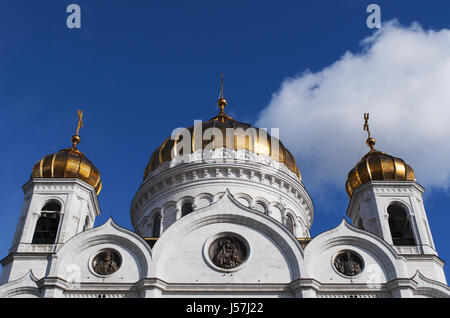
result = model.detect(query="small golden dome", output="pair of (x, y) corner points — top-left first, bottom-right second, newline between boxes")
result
(30, 110), (102, 195)
(345, 149), (415, 197)
(346, 113), (415, 197)
(31, 145), (102, 195)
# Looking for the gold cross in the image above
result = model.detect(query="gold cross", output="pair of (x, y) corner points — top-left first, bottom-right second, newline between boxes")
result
(76, 110), (84, 135)
(363, 113), (371, 139)
(363, 113), (376, 150)
(220, 73), (224, 100)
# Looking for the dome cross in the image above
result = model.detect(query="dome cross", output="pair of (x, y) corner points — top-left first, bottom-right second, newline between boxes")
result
(363, 113), (376, 150)
(72, 109), (84, 148)
(76, 109), (84, 135)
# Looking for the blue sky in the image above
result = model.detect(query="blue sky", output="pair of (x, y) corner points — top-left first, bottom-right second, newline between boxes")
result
(1, 0), (450, 279)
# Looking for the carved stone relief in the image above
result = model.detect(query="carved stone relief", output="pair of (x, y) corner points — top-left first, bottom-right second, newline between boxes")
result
(92, 249), (122, 276)
(209, 236), (247, 269)
(334, 251), (363, 276)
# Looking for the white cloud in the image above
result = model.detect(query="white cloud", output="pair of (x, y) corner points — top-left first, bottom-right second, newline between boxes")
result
(256, 21), (450, 192)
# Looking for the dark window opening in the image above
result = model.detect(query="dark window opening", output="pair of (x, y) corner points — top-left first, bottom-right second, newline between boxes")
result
(32, 202), (61, 244)
(83, 216), (90, 231)
(181, 203), (193, 217)
(388, 204), (415, 246)
(153, 214), (161, 237)
(286, 215), (294, 234)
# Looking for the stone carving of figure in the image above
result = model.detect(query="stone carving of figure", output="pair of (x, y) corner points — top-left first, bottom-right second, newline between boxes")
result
(93, 249), (120, 275)
(334, 252), (362, 276)
(213, 237), (244, 269)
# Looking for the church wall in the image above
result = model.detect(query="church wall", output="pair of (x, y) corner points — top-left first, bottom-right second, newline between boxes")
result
(155, 222), (294, 284)
(41, 219), (153, 292)
(0, 256), (49, 284)
(55, 243), (143, 283)
(305, 242), (389, 285)
(402, 256), (447, 284)
(131, 160), (313, 240)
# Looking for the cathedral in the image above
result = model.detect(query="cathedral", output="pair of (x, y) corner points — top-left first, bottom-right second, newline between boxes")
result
(0, 80), (449, 298)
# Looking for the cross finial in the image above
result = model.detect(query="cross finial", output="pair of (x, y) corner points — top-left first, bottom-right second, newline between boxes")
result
(211, 73), (234, 122)
(363, 113), (376, 150)
(363, 113), (370, 138)
(220, 73), (224, 99)
(72, 109), (84, 148)
(76, 110), (84, 135)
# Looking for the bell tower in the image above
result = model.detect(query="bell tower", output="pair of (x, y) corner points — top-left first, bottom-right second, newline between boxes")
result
(346, 114), (436, 256)
(0, 111), (102, 284)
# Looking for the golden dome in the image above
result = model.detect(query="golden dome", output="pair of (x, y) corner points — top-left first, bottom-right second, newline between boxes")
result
(144, 75), (301, 181)
(345, 113), (415, 197)
(143, 115), (301, 181)
(345, 149), (415, 197)
(30, 111), (102, 195)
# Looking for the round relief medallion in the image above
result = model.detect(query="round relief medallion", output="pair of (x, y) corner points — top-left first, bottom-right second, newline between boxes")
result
(334, 251), (364, 277)
(92, 249), (122, 276)
(208, 235), (248, 270)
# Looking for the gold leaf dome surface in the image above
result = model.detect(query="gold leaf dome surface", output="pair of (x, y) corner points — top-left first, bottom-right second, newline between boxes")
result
(143, 114), (301, 181)
(345, 149), (415, 197)
(31, 145), (102, 195)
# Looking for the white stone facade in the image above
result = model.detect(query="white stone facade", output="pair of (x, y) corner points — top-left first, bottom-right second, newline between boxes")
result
(0, 150), (449, 298)
(131, 149), (313, 239)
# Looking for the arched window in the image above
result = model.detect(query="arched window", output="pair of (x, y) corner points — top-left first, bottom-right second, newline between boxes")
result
(152, 213), (161, 237)
(286, 214), (295, 235)
(181, 202), (193, 217)
(254, 202), (267, 214)
(32, 201), (61, 244)
(388, 204), (415, 246)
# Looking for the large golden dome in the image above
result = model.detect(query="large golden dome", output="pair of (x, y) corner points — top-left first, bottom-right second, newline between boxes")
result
(144, 78), (301, 181)
(30, 111), (102, 195)
(345, 113), (415, 197)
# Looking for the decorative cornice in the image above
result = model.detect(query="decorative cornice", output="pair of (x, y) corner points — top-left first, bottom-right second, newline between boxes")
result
(346, 180), (424, 218)
(23, 178), (101, 217)
(0, 251), (53, 267)
(144, 148), (301, 181)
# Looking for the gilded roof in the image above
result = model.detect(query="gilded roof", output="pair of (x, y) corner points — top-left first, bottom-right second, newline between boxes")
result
(30, 111), (101, 195)
(31, 146), (102, 195)
(346, 113), (415, 197)
(345, 149), (415, 197)
(143, 113), (301, 181)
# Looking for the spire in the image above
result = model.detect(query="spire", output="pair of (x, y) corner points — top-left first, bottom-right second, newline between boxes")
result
(363, 113), (376, 150)
(220, 73), (224, 99)
(71, 110), (83, 149)
(211, 74), (233, 122)
(217, 73), (227, 113)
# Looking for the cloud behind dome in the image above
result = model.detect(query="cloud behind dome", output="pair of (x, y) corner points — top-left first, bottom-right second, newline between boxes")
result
(256, 21), (450, 191)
